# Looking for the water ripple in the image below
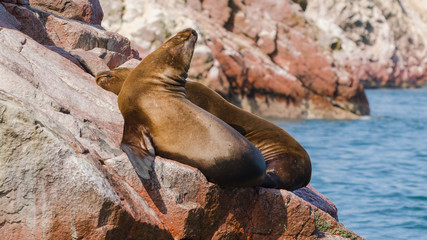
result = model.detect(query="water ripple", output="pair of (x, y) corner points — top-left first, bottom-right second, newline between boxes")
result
(276, 88), (427, 240)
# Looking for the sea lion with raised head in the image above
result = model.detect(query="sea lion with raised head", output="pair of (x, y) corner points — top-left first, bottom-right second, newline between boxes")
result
(116, 28), (266, 187)
(97, 66), (311, 191)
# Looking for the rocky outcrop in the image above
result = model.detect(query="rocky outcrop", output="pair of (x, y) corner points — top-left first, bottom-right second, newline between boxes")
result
(29, 0), (103, 25)
(0, 0), (364, 239)
(1, 0), (137, 76)
(99, 0), (370, 119)
(305, 0), (427, 88)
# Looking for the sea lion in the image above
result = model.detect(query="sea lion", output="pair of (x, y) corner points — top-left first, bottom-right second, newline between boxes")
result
(186, 82), (311, 190)
(97, 68), (311, 191)
(116, 28), (266, 187)
(96, 67), (132, 95)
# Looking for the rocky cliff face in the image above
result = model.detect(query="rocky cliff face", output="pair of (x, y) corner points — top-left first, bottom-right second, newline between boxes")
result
(0, 1), (364, 239)
(305, 0), (427, 88)
(99, 0), (370, 119)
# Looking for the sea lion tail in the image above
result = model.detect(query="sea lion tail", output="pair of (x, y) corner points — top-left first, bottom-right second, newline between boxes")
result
(121, 123), (155, 179)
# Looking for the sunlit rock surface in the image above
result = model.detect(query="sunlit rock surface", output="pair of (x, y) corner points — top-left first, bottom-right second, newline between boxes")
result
(99, 0), (371, 119)
(0, 1), (364, 239)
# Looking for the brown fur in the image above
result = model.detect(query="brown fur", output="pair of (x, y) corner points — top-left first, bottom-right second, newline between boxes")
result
(97, 65), (311, 191)
(115, 28), (266, 187)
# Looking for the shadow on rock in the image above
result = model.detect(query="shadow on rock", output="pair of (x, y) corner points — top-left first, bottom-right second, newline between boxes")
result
(184, 187), (288, 239)
(140, 170), (169, 215)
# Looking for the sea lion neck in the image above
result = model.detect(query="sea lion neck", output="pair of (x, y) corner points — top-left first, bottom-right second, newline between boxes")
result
(132, 28), (198, 91)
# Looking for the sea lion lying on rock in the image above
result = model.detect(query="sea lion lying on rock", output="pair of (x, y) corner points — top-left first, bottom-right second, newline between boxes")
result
(114, 28), (266, 187)
(97, 29), (311, 190)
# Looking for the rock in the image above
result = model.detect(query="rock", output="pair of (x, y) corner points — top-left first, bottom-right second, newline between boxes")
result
(305, 0), (427, 88)
(45, 45), (85, 70)
(29, 0), (103, 25)
(2, 2), (54, 45)
(0, 1), (364, 239)
(0, 17), (363, 240)
(1, 1), (137, 75)
(98, 0), (370, 119)
(1, 0), (29, 5)
(202, 0), (231, 27)
(0, 27), (169, 239)
(106, 155), (362, 239)
(0, 3), (21, 29)
(69, 48), (110, 76)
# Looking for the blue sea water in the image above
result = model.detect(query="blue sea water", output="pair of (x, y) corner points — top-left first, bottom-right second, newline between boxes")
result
(276, 88), (427, 240)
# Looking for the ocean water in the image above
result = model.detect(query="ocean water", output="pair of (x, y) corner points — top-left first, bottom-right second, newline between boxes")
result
(276, 88), (427, 240)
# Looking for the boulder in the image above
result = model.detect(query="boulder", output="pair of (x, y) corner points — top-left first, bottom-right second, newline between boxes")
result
(1, 1), (137, 76)
(29, 0), (103, 25)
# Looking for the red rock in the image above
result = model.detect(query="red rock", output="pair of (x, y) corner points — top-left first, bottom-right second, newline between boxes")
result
(0, 18), (363, 240)
(106, 156), (362, 239)
(43, 13), (130, 55)
(89, 47), (127, 69)
(257, 27), (277, 55)
(2, 3), (53, 45)
(202, 0), (231, 27)
(69, 48), (110, 76)
(98, 0), (370, 119)
(2, 1), (135, 74)
(29, 0), (103, 25)
(0, 1), (365, 238)
(274, 28), (337, 97)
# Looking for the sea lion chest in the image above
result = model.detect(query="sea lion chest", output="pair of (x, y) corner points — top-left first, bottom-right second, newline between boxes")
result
(136, 92), (250, 169)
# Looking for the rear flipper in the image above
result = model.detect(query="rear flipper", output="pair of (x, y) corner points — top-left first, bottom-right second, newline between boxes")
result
(261, 170), (310, 191)
(121, 123), (155, 179)
(261, 171), (281, 189)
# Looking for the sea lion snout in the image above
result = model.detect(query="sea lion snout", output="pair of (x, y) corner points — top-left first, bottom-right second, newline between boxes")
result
(178, 28), (198, 37)
(174, 28), (198, 44)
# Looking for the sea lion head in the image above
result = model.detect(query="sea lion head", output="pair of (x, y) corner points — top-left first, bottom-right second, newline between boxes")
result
(136, 28), (198, 83)
(96, 67), (133, 95)
(162, 28), (198, 72)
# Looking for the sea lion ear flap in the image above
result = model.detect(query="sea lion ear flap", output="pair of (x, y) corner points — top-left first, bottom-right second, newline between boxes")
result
(120, 123), (155, 179)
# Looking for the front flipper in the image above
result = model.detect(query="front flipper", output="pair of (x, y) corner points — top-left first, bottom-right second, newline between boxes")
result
(121, 123), (155, 179)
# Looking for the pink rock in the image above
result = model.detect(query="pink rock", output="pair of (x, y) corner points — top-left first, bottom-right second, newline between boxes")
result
(43, 13), (131, 54)
(186, 0), (202, 11)
(3, 3), (53, 45)
(98, 0), (369, 119)
(202, 0), (231, 27)
(45, 45), (85, 70)
(106, 156), (361, 239)
(0, 20), (363, 240)
(29, 0), (103, 25)
(89, 47), (127, 69)
(257, 28), (277, 55)
(69, 48), (110, 76)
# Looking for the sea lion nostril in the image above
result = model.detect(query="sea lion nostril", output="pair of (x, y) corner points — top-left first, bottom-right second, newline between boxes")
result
(191, 29), (197, 37)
